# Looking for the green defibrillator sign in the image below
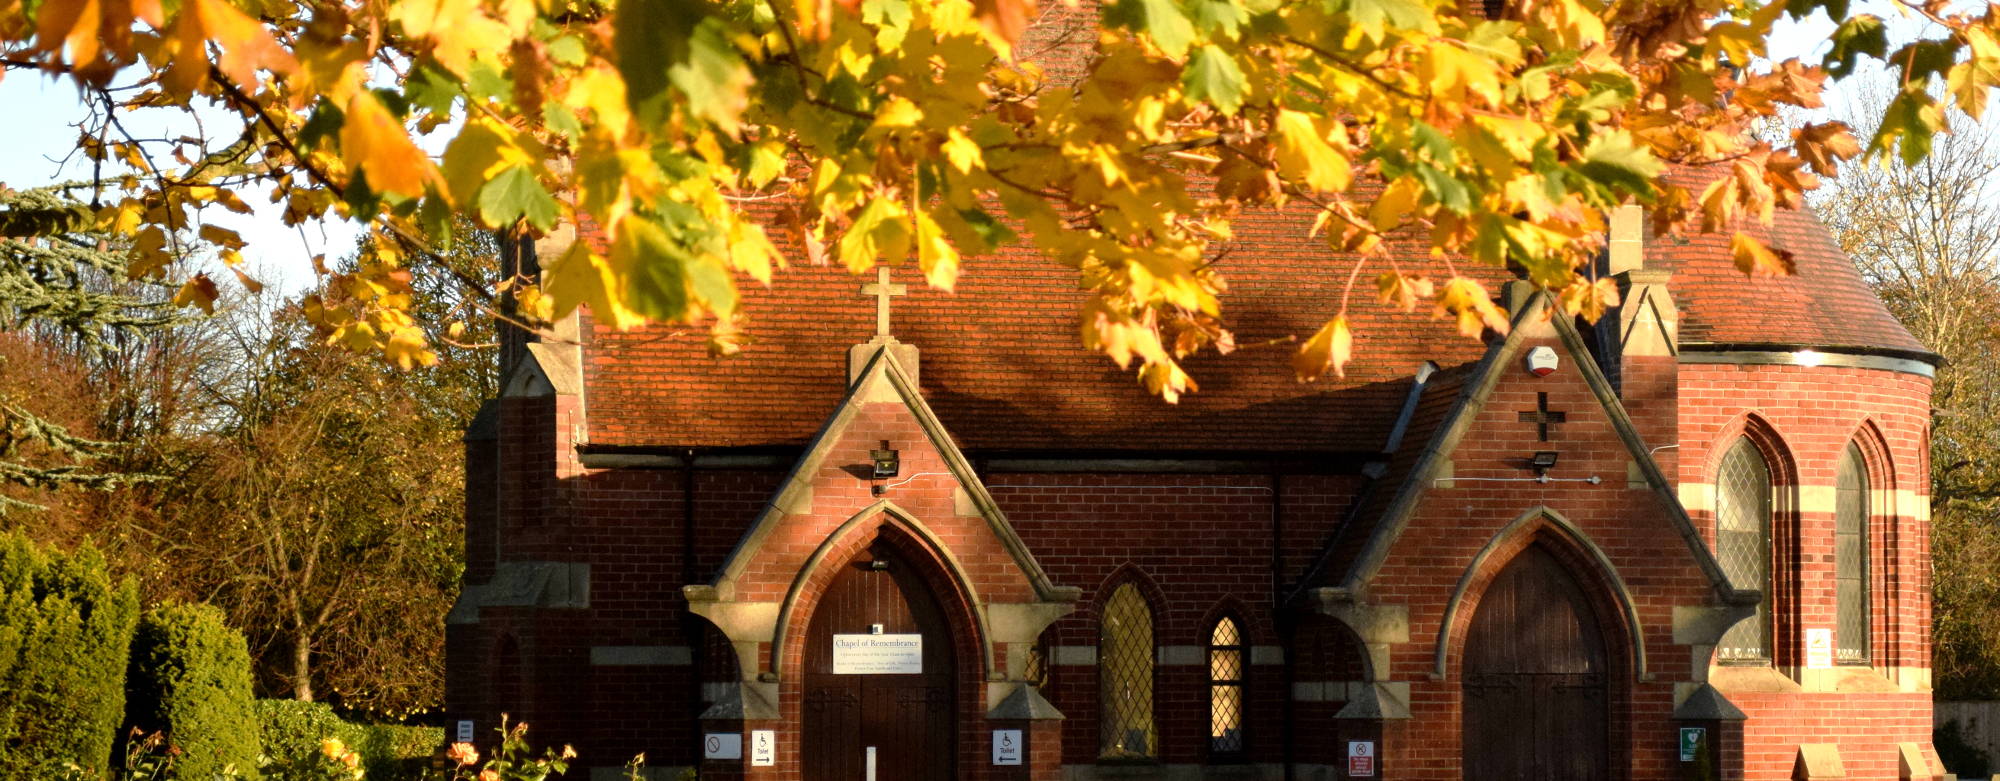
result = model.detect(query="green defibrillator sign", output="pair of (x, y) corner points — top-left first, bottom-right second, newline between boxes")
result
(1679, 727), (1705, 762)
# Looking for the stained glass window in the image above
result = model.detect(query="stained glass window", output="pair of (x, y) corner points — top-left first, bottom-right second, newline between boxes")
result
(1716, 437), (1773, 661)
(1024, 636), (1049, 689)
(1836, 443), (1870, 662)
(1209, 616), (1246, 758)
(1099, 583), (1155, 760)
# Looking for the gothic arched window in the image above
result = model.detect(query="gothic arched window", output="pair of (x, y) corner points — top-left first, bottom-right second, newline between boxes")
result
(1099, 583), (1156, 760)
(1208, 615), (1246, 759)
(1716, 437), (1773, 661)
(1836, 442), (1870, 662)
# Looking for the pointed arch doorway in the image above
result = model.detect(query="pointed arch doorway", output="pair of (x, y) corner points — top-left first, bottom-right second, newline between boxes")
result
(803, 539), (957, 781)
(1461, 542), (1614, 780)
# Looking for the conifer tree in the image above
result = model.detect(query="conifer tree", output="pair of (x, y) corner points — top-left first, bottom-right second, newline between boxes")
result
(0, 184), (177, 513)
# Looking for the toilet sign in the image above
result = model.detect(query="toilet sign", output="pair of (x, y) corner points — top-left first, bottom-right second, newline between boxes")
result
(1679, 727), (1705, 762)
(750, 730), (775, 766)
(1347, 741), (1375, 777)
(992, 729), (1023, 765)
(455, 720), (474, 743)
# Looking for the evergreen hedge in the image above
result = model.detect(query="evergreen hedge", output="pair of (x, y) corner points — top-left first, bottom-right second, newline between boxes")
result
(0, 532), (141, 777)
(126, 603), (260, 779)
(258, 700), (440, 781)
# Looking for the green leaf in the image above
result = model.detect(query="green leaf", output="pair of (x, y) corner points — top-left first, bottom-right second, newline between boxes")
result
(1337, 0), (1431, 42)
(1412, 165), (1472, 214)
(615, 0), (749, 129)
(1888, 39), (1960, 88)
(613, 216), (691, 322)
(1185, 0), (1249, 40)
(1182, 45), (1248, 115)
(546, 35), (587, 67)
(1871, 88), (1942, 167)
(1578, 130), (1664, 194)
(404, 64), (462, 117)
(477, 166), (560, 232)
(1824, 15), (1887, 79)
(1109, 0), (1196, 58)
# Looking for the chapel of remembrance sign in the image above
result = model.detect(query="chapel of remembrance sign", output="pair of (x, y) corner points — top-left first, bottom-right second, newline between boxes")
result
(831, 634), (923, 674)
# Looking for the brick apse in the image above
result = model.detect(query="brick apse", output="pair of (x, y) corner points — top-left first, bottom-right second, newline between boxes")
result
(443, 31), (1945, 781)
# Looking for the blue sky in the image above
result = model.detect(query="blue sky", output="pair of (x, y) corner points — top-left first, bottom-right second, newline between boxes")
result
(0, 7), (1919, 299)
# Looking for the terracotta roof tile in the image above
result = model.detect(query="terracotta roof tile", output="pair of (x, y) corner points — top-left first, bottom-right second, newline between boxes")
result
(1651, 168), (1926, 354)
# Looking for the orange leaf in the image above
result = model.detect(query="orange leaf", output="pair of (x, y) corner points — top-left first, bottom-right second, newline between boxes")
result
(1792, 121), (1862, 177)
(163, 0), (297, 95)
(1295, 316), (1352, 381)
(1730, 232), (1795, 277)
(342, 92), (439, 199)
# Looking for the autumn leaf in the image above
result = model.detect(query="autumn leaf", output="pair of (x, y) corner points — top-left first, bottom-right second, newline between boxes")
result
(1273, 110), (1350, 193)
(1730, 232), (1796, 277)
(1792, 122), (1861, 177)
(342, 92), (439, 199)
(173, 272), (219, 314)
(163, 0), (298, 95)
(1294, 316), (1352, 381)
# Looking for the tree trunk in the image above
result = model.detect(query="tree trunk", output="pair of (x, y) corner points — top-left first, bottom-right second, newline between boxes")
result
(292, 632), (314, 702)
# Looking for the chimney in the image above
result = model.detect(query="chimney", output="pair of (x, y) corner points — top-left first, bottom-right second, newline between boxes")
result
(1598, 203), (1681, 481)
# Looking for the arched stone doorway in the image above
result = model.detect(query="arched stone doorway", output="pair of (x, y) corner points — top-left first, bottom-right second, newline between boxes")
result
(802, 539), (957, 781)
(1460, 542), (1611, 780)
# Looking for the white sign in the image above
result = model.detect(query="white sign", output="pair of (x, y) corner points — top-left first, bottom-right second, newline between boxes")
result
(832, 634), (924, 674)
(1348, 741), (1375, 777)
(750, 730), (775, 766)
(1806, 627), (1834, 669)
(455, 720), (474, 743)
(704, 733), (742, 760)
(992, 729), (1023, 765)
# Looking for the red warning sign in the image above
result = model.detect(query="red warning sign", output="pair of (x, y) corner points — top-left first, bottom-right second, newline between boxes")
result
(1348, 741), (1375, 777)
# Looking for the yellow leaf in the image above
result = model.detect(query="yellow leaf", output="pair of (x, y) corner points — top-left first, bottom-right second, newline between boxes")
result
(199, 223), (245, 249)
(1272, 109), (1350, 193)
(343, 92), (439, 199)
(839, 199), (911, 273)
(726, 217), (779, 284)
(942, 128), (984, 174)
(1369, 176), (1424, 231)
(871, 97), (924, 131)
(392, 0), (512, 76)
(542, 241), (636, 328)
(1376, 272), (1433, 312)
(173, 272), (219, 314)
(1419, 41), (1503, 107)
(1294, 316), (1352, 381)
(915, 208), (960, 291)
(1729, 232), (1795, 277)
(1434, 277), (1510, 337)
(564, 66), (632, 138)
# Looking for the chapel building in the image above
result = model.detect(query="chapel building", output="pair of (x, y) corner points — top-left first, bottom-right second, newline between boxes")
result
(445, 15), (1945, 781)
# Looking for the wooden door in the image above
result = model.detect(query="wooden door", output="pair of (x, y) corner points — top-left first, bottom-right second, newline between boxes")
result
(803, 541), (956, 781)
(1461, 543), (1611, 780)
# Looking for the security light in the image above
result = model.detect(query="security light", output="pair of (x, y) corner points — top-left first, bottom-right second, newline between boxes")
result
(871, 440), (900, 479)
(1530, 451), (1559, 475)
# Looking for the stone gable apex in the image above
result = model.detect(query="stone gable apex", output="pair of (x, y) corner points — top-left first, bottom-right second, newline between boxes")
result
(1335, 293), (1753, 609)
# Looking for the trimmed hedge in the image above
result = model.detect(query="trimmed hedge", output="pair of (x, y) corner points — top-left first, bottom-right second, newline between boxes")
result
(0, 532), (140, 778)
(257, 700), (440, 781)
(126, 603), (260, 779)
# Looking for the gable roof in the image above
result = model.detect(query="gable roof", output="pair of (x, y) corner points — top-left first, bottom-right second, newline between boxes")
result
(700, 344), (1074, 604)
(1303, 293), (1750, 604)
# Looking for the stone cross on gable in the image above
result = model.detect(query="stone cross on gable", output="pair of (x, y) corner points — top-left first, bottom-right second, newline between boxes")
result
(860, 265), (907, 338)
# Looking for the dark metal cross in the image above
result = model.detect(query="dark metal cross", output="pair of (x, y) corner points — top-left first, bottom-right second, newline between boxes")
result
(1516, 392), (1567, 441)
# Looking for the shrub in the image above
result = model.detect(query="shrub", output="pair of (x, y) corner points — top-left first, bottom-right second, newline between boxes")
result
(126, 602), (261, 779)
(257, 700), (439, 781)
(352, 723), (442, 781)
(0, 532), (141, 778)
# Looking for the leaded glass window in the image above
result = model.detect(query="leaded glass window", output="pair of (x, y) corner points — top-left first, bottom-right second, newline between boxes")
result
(1099, 583), (1156, 760)
(1836, 443), (1870, 662)
(1716, 438), (1773, 661)
(1209, 616), (1246, 758)
(1024, 636), (1049, 689)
